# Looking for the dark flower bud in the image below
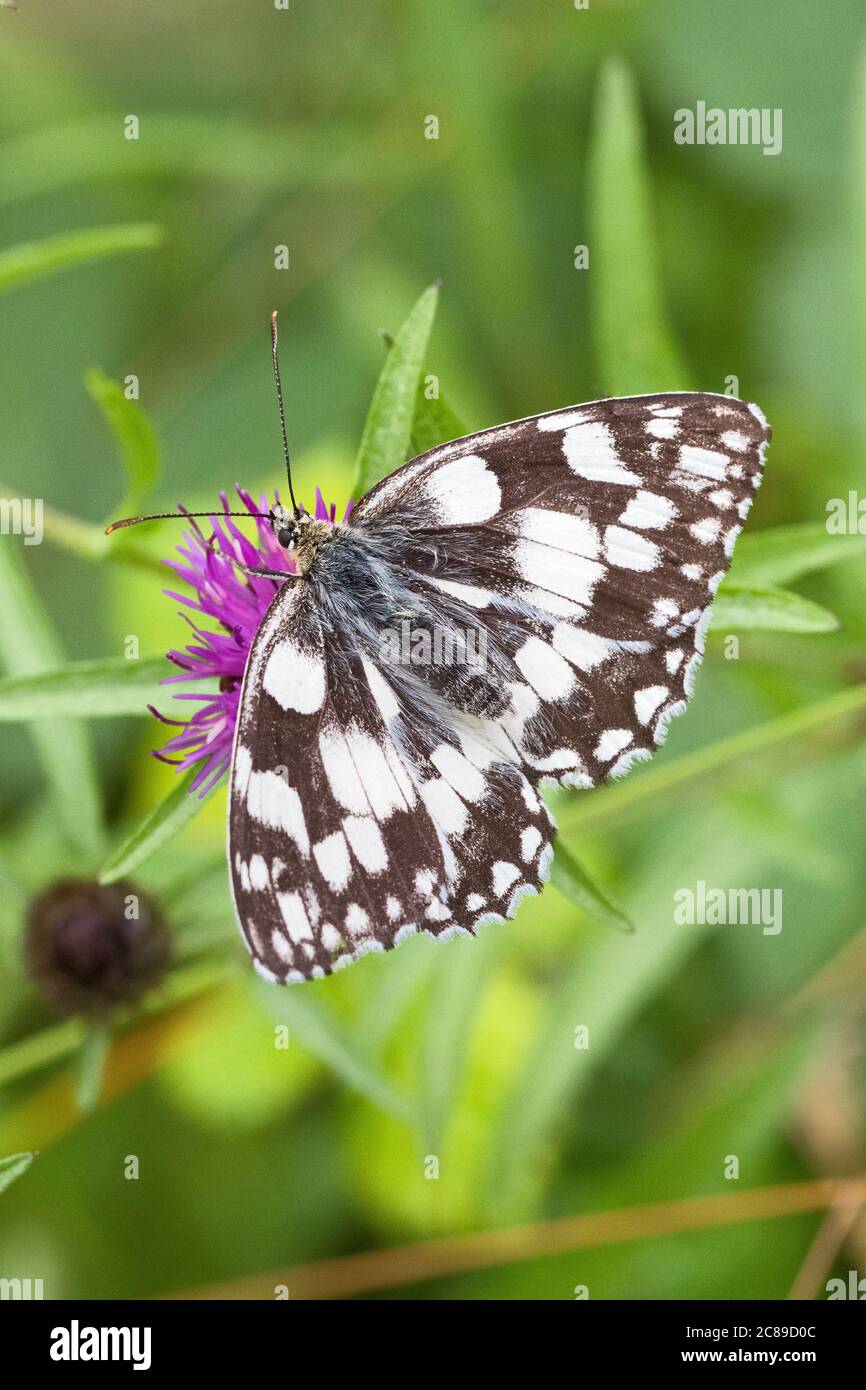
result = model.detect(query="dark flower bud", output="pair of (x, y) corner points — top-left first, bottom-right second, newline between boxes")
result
(25, 879), (170, 1016)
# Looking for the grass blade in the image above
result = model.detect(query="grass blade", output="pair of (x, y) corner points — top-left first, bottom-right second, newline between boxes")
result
(85, 369), (160, 520)
(559, 681), (866, 833)
(0, 542), (103, 857)
(74, 1021), (111, 1115)
(0, 223), (162, 295)
(588, 59), (692, 394)
(99, 771), (215, 885)
(0, 1150), (35, 1196)
(729, 522), (866, 587)
(0, 654), (186, 720)
(420, 930), (501, 1153)
(258, 984), (413, 1123)
(409, 382), (467, 457)
(487, 816), (767, 1219)
(710, 583), (840, 633)
(352, 283), (440, 496)
(551, 843), (635, 933)
(380, 330), (469, 457)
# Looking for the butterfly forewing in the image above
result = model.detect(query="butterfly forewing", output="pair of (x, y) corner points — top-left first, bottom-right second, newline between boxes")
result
(230, 391), (769, 980)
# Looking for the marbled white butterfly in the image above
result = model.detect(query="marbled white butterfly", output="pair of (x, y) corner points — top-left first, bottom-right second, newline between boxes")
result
(109, 316), (769, 983)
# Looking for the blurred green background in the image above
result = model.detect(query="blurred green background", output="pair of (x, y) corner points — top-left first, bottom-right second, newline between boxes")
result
(1, 0), (866, 1300)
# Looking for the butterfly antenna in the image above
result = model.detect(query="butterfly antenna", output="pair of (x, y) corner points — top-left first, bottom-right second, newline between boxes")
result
(271, 310), (300, 517)
(105, 509), (274, 535)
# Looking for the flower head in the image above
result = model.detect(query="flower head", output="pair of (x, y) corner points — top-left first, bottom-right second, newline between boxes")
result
(154, 486), (351, 794)
(26, 878), (170, 1015)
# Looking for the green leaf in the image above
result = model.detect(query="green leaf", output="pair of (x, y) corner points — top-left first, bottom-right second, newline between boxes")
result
(0, 958), (227, 1092)
(0, 654), (188, 721)
(409, 384), (467, 457)
(258, 984), (413, 1123)
(0, 116), (385, 210)
(85, 369), (160, 520)
(352, 283), (441, 496)
(420, 931), (501, 1152)
(487, 814), (769, 1219)
(0, 1151), (35, 1197)
(728, 522), (866, 587)
(588, 59), (692, 394)
(0, 485), (163, 573)
(710, 583), (840, 633)
(551, 843), (635, 933)
(99, 771), (215, 885)
(0, 223), (163, 295)
(560, 681), (866, 833)
(382, 331), (469, 457)
(75, 1021), (111, 1115)
(0, 541), (103, 857)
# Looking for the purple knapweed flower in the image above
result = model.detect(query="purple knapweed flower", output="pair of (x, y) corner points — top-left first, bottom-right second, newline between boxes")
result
(151, 485), (352, 796)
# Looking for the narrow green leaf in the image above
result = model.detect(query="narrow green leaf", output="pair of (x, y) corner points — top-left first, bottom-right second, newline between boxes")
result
(75, 1021), (111, 1115)
(0, 959), (227, 1091)
(551, 843), (635, 933)
(560, 681), (866, 833)
(0, 484), (163, 573)
(729, 522), (866, 587)
(487, 816), (768, 1219)
(0, 654), (185, 721)
(0, 223), (163, 295)
(85, 369), (160, 520)
(420, 931), (500, 1152)
(0, 541), (103, 857)
(409, 384), (467, 457)
(0, 1151), (35, 1197)
(0, 117), (383, 210)
(380, 332), (468, 457)
(710, 583), (840, 633)
(258, 985), (413, 1122)
(352, 283), (441, 496)
(588, 59), (692, 394)
(99, 771), (215, 885)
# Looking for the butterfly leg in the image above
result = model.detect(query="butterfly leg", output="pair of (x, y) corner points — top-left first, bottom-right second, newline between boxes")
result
(202, 531), (291, 582)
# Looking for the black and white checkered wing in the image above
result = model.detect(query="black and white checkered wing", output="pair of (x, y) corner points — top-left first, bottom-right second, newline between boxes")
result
(228, 579), (553, 981)
(355, 392), (770, 787)
(230, 391), (769, 981)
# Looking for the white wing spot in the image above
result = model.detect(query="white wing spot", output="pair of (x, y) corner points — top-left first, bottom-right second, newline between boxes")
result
(313, 831), (353, 892)
(521, 826), (542, 861)
(594, 728), (633, 761)
(721, 430), (749, 452)
(514, 635), (575, 700)
(618, 490), (676, 531)
(263, 640), (326, 713)
(249, 854), (270, 891)
(678, 445), (729, 483)
(645, 416), (679, 439)
(427, 575), (492, 608)
(247, 771), (309, 856)
(689, 517), (721, 544)
(423, 454), (501, 524)
(634, 685), (669, 725)
(430, 742), (486, 802)
(561, 420), (639, 485)
(342, 815), (389, 874)
(604, 525), (660, 571)
(420, 778), (469, 836)
(492, 861), (521, 896)
(518, 507), (600, 557)
(277, 892), (313, 943)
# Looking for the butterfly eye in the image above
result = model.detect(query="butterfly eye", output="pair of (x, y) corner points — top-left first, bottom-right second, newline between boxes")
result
(277, 526), (295, 550)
